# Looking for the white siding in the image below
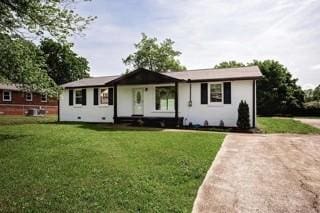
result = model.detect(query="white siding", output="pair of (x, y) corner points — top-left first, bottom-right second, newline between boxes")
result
(179, 80), (254, 127)
(59, 88), (114, 122)
(117, 84), (175, 117)
(59, 80), (255, 127)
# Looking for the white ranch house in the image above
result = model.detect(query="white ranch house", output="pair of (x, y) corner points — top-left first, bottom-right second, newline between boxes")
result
(59, 66), (262, 127)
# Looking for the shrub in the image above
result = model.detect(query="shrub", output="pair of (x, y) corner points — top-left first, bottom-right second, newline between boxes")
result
(237, 100), (250, 129)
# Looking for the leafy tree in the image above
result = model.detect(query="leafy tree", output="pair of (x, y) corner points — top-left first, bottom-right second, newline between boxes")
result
(123, 33), (186, 72)
(40, 39), (90, 85)
(0, 34), (57, 95)
(0, 0), (95, 40)
(304, 89), (314, 102)
(237, 100), (250, 129)
(214, 61), (245, 69)
(214, 60), (305, 115)
(0, 0), (95, 94)
(314, 85), (320, 101)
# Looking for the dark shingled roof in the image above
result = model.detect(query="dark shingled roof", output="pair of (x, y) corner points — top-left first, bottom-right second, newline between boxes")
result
(62, 75), (120, 88)
(62, 66), (262, 88)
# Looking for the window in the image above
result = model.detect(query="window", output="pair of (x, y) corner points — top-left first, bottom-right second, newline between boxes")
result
(155, 86), (175, 111)
(26, 92), (32, 101)
(41, 94), (47, 102)
(3, 90), (11, 101)
(100, 88), (108, 105)
(210, 83), (223, 103)
(75, 90), (82, 105)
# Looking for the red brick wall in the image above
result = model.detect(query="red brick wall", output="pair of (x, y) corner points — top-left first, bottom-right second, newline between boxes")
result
(0, 89), (58, 115)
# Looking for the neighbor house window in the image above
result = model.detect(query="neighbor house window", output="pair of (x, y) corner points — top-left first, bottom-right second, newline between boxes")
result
(100, 88), (108, 105)
(3, 90), (11, 101)
(155, 86), (175, 111)
(210, 83), (223, 103)
(41, 94), (47, 102)
(26, 92), (32, 101)
(75, 90), (82, 105)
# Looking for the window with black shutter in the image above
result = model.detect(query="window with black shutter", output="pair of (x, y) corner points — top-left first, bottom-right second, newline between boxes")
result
(200, 83), (208, 104)
(93, 88), (98, 105)
(81, 89), (86, 105)
(69, 89), (73, 105)
(108, 87), (114, 105)
(223, 82), (231, 104)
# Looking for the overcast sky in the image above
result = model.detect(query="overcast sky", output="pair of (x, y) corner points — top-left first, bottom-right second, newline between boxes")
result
(71, 0), (320, 89)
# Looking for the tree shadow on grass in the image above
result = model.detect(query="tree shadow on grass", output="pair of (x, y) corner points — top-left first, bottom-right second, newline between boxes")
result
(53, 122), (164, 132)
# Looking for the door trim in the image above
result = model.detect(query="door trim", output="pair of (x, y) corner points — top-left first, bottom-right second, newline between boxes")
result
(132, 88), (144, 116)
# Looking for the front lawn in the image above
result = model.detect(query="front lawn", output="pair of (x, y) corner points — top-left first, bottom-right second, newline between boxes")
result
(257, 117), (320, 134)
(0, 115), (57, 125)
(0, 123), (224, 212)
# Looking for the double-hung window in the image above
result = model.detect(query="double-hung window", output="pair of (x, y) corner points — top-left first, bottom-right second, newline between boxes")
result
(26, 92), (32, 101)
(3, 90), (11, 101)
(100, 88), (108, 105)
(155, 86), (175, 111)
(41, 94), (47, 102)
(209, 83), (223, 103)
(75, 90), (82, 105)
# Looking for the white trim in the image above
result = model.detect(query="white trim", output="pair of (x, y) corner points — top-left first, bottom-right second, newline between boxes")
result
(0, 103), (56, 107)
(208, 82), (223, 105)
(41, 94), (48, 102)
(154, 86), (175, 111)
(2, 90), (12, 102)
(74, 89), (82, 106)
(26, 92), (33, 102)
(99, 87), (109, 106)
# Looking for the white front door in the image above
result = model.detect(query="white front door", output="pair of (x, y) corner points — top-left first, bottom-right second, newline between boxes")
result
(133, 88), (144, 115)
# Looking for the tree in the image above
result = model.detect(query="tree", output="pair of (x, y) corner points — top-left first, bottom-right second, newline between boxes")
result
(0, 0), (95, 94)
(0, 34), (57, 95)
(40, 39), (90, 85)
(214, 61), (245, 69)
(237, 100), (250, 129)
(123, 33), (186, 72)
(314, 85), (320, 101)
(214, 60), (305, 115)
(0, 0), (95, 40)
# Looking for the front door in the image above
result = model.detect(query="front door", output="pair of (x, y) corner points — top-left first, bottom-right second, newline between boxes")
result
(133, 88), (144, 115)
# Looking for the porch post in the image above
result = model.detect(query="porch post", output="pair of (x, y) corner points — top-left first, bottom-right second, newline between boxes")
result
(113, 84), (118, 124)
(175, 81), (179, 127)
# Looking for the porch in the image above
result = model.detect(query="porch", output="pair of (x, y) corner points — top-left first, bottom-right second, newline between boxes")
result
(105, 68), (185, 127)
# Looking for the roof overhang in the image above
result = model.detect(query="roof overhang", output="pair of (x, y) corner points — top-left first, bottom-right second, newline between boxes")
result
(105, 68), (184, 86)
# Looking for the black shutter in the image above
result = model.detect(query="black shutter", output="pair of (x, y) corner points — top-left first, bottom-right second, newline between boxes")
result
(69, 89), (73, 106)
(81, 89), (86, 105)
(108, 87), (114, 105)
(200, 83), (208, 104)
(223, 82), (231, 104)
(93, 88), (98, 105)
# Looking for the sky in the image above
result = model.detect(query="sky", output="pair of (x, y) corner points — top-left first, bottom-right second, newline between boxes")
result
(71, 0), (320, 89)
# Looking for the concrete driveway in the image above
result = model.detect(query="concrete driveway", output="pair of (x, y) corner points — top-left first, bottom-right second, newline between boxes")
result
(295, 118), (320, 129)
(193, 134), (320, 213)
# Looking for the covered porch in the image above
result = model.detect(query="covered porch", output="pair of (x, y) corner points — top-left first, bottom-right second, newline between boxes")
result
(105, 68), (185, 127)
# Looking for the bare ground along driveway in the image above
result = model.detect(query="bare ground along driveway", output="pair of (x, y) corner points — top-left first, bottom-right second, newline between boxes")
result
(193, 134), (320, 213)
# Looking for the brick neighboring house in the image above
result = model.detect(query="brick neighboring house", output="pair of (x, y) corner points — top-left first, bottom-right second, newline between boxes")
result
(0, 84), (58, 115)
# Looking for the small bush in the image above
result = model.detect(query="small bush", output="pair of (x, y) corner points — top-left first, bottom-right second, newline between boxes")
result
(237, 100), (250, 129)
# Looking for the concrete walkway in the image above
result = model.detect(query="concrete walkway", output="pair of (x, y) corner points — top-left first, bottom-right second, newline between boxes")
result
(193, 134), (320, 213)
(295, 118), (320, 129)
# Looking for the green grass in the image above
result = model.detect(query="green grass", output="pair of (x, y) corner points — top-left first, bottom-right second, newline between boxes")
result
(0, 123), (224, 212)
(257, 117), (320, 134)
(0, 115), (57, 125)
